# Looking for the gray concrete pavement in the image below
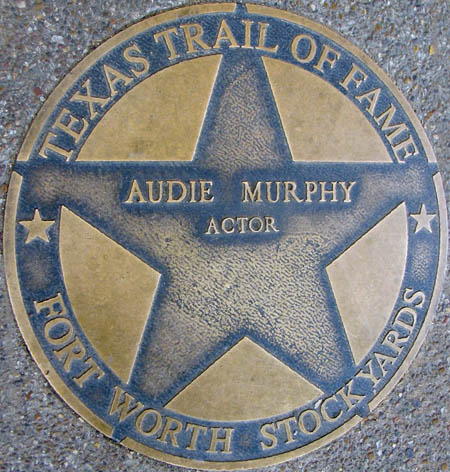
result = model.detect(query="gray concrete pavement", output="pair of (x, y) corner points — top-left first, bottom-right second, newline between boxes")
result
(0, 1), (448, 470)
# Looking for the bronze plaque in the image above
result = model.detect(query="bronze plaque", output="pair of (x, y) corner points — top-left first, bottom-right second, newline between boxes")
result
(4, 3), (447, 469)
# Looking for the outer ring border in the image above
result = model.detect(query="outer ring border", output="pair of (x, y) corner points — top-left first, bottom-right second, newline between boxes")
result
(3, 2), (448, 470)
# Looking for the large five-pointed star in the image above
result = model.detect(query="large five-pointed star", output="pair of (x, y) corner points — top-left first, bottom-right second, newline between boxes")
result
(21, 49), (431, 403)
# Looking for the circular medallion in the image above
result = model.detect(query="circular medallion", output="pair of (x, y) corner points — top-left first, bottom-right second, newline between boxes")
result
(4, 3), (447, 469)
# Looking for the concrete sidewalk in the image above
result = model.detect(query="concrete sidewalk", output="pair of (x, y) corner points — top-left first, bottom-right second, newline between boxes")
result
(0, 1), (448, 470)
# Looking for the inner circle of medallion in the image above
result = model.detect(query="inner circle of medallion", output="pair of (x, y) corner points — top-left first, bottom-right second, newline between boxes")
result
(4, 3), (446, 469)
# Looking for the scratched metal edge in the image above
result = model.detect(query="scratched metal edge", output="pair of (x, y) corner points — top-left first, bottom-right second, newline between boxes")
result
(2, 2), (448, 471)
(3, 172), (114, 436)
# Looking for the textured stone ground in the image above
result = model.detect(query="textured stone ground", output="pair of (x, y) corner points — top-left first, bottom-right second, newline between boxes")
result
(0, 0), (448, 471)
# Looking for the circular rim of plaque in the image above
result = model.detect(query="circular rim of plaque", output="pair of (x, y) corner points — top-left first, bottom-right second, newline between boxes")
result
(4, 3), (447, 469)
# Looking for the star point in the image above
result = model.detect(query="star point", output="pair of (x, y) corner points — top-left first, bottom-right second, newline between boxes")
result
(19, 209), (55, 244)
(410, 204), (436, 233)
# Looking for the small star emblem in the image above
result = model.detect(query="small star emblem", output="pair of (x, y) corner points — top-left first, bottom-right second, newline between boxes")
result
(19, 209), (55, 243)
(410, 204), (436, 233)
